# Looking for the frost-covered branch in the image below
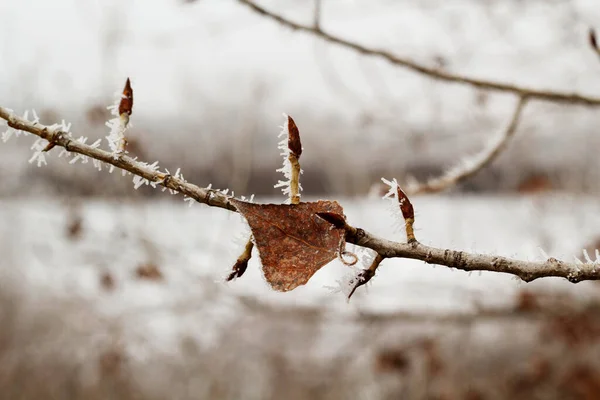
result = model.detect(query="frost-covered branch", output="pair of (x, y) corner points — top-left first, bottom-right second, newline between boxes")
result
(236, 0), (600, 106)
(406, 95), (528, 195)
(2, 105), (600, 294)
(0, 107), (236, 213)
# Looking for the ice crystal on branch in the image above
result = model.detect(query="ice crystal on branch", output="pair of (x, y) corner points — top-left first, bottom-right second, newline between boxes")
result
(3, 109), (38, 143)
(29, 138), (48, 167)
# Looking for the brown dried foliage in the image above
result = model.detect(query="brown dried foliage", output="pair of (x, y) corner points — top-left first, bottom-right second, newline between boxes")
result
(135, 263), (163, 282)
(99, 348), (124, 377)
(561, 364), (600, 400)
(517, 175), (553, 194)
(231, 199), (346, 291)
(100, 271), (116, 291)
(543, 311), (600, 349)
(375, 349), (411, 374)
(514, 290), (540, 312)
(66, 215), (84, 240)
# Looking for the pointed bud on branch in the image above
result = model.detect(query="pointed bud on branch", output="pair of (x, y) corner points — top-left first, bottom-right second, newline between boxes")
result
(226, 237), (254, 281)
(287, 115), (302, 158)
(43, 142), (56, 152)
(397, 186), (416, 243)
(347, 253), (384, 300)
(119, 78), (134, 117)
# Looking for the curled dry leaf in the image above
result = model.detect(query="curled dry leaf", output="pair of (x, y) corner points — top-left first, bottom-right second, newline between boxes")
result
(119, 78), (134, 116)
(231, 199), (346, 291)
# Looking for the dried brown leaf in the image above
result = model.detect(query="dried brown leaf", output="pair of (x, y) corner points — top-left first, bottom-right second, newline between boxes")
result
(231, 199), (346, 291)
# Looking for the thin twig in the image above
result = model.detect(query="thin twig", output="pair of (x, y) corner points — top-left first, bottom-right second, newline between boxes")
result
(406, 95), (528, 195)
(227, 237), (254, 281)
(236, 0), (600, 106)
(313, 0), (322, 31)
(0, 107), (236, 213)
(2, 106), (599, 285)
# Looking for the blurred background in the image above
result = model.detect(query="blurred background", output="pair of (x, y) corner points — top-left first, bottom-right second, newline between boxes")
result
(3, 0), (600, 398)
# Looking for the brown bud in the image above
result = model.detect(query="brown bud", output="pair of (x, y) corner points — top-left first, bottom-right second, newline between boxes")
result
(397, 186), (414, 221)
(287, 115), (302, 157)
(118, 78), (134, 116)
(226, 238), (254, 281)
(42, 142), (56, 152)
(226, 258), (250, 281)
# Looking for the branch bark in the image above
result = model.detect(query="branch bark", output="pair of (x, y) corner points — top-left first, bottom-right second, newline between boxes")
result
(2, 106), (599, 285)
(236, 0), (600, 106)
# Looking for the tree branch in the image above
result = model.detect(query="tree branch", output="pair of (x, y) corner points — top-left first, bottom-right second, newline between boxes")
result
(406, 95), (528, 194)
(2, 106), (599, 287)
(236, 0), (600, 106)
(0, 107), (236, 213)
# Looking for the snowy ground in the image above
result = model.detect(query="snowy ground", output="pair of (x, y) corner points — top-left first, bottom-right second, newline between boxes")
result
(3, 195), (600, 399)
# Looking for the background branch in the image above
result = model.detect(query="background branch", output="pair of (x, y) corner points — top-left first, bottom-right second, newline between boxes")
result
(236, 0), (600, 106)
(2, 106), (598, 287)
(407, 95), (528, 194)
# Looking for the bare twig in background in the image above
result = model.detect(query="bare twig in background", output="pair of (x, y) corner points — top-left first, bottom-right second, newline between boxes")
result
(236, 0), (600, 106)
(406, 95), (528, 195)
(313, 0), (322, 31)
(589, 28), (600, 59)
(2, 106), (600, 287)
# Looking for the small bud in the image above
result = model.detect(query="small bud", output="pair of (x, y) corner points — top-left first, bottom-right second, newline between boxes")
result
(118, 78), (133, 117)
(287, 115), (302, 158)
(42, 142), (56, 152)
(226, 238), (254, 281)
(226, 258), (250, 281)
(347, 254), (384, 299)
(397, 186), (414, 221)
